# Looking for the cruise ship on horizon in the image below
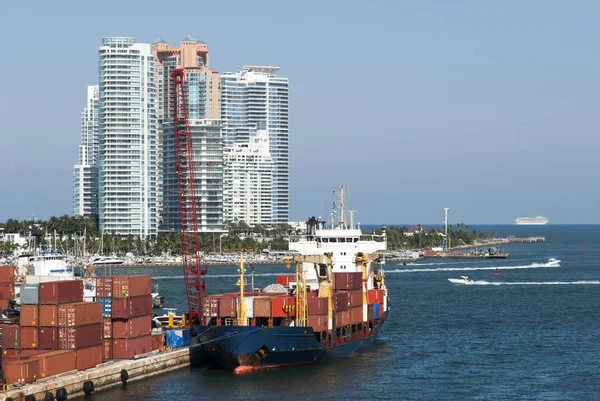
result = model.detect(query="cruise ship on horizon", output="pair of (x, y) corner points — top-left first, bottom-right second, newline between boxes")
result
(513, 216), (549, 225)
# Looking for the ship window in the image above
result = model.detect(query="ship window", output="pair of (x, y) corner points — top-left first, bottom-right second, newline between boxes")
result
(353, 238), (359, 243)
(339, 238), (345, 243)
(316, 237), (321, 242)
(329, 238), (337, 243)
(322, 238), (328, 243)
(347, 238), (352, 242)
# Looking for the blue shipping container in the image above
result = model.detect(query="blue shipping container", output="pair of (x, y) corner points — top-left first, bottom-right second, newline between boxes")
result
(373, 303), (381, 319)
(97, 297), (112, 317)
(166, 328), (191, 349)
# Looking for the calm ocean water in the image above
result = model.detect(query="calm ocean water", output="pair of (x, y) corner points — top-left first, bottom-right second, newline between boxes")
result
(87, 225), (600, 401)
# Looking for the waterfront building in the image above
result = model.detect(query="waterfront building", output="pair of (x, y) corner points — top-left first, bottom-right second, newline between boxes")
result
(73, 85), (99, 217)
(161, 119), (226, 233)
(152, 36), (222, 232)
(220, 66), (289, 224)
(97, 37), (158, 237)
(224, 129), (273, 225)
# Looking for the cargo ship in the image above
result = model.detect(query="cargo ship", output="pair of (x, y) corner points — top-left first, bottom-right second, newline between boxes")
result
(193, 187), (390, 373)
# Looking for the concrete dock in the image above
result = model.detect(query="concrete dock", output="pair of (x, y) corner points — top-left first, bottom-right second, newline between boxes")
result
(1, 348), (190, 401)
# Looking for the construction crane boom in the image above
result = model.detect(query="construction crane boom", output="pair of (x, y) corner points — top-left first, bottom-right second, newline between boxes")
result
(172, 69), (205, 326)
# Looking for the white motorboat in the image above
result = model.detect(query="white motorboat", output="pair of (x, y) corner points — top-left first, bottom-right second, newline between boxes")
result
(448, 275), (475, 285)
(91, 256), (125, 266)
(546, 258), (561, 266)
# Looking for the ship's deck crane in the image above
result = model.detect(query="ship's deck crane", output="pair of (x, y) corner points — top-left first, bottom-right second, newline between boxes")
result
(172, 69), (205, 326)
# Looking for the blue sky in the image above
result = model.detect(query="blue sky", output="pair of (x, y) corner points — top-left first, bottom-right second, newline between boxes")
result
(1, 1), (598, 225)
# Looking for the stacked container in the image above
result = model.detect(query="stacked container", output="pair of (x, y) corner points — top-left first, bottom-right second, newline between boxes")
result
(0, 265), (15, 311)
(307, 296), (328, 332)
(333, 272), (363, 328)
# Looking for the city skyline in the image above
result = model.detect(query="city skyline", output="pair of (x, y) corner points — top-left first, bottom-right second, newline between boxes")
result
(2, 1), (600, 224)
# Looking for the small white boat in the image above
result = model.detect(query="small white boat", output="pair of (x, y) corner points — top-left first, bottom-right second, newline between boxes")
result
(546, 258), (561, 266)
(448, 275), (474, 285)
(91, 256), (125, 266)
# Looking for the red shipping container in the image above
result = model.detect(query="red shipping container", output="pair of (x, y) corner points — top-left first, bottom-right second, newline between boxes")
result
(367, 303), (374, 321)
(39, 305), (59, 327)
(20, 327), (39, 349)
(368, 289), (385, 304)
(0, 282), (15, 299)
(275, 275), (294, 286)
(0, 299), (9, 312)
(95, 276), (113, 298)
(218, 297), (236, 317)
(335, 310), (350, 328)
(102, 338), (113, 361)
(113, 335), (152, 359)
(334, 272), (362, 291)
(58, 323), (102, 350)
(307, 291), (317, 299)
(0, 265), (15, 282)
(3, 358), (40, 384)
(58, 301), (102, 327)
(20, 304), (39, 327)
(33, 350), (77, 378)
(111, 295), (153, 319)
(348, 289), (363, 307)
(39, 280), (83, 304)
(2, 349), (20, 360)
(112, 275), (151, 298)
(151, 333), (163, 351)
(349, 306), (363, 324)
(39, 327), (59, 350)
(308, 296), (328, 315)
(2, 325), (20, 349)
(103, 318), (112, 339)
(253, 298), (271, 317)
(334, 292), (348, 312)
(204, 297), (219, 317)
(76, 345), (103, 370)
(112, 315), (151, 339)
(271, 296), (296, 318)
(308, 315), (328, 332)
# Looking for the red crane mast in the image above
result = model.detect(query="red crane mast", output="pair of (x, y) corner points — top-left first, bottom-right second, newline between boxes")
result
(171, 69), (205, 326)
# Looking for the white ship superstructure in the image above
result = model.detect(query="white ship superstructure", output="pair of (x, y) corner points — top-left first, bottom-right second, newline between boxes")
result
(513, 216), (549, 225)
(288, 187), (387, 290)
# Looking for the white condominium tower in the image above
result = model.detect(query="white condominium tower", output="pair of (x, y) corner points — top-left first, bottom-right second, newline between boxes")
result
(224, 130), (273, 225)
(73, 85), (100, 217)
(220, 66), (289, 224)
(97, 37), (158, 237)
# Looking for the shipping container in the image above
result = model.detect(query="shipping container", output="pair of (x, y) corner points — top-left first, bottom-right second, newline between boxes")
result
(3, 358), (40, 384)
(368, 289), (385, 304)
(2, 325), (20, 349)
(58, 323), (102, 350)
(39, 304), (58, 327)
(335, 310), (350, 327)
(34, 350), (77, 378)
(111, 295), (153, 319)
(0, 299), (9, 312)
(0, 265), (15, 283)
(253, 297), (271, 317)
(103, 318), (112, 339)
(308, 315), (328, 332)
(333, 272), (362, 291)
(218, 296), (236, 317)
(113, 335), (152, 359)
(39, 327), (59, 350)
(112, 315), (151, 339)
(20, 284), (39, 305)
(58, 301), (103, 327)
(347, 289), (363, 308)
(275, 275), (295, 286)
(151, 333), (163, 351)
(334, 292), (348, 312)
(95, 276), (113, 298)
(112, 275), (151, 298)
(308, 296), (328, 315)
(2, 349), (20, 360)
(76, 345), (103, 370)
(39, 280), (83, 304)
(102, 338), (113, 361)
(203, 297), (219, 317)
(349, 306), (363, 324)
(0, 282), (15, 299)
(237, 297), (254, 318)
(367, 303), (374, 321)
(20, 304), (39, 327)
(271, 296), (296, 318)
(373, 303), (381, 319)
(97, 297), (112, 317)
(20, 327), (38, 349)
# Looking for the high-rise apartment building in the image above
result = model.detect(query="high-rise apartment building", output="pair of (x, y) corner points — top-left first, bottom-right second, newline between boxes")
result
(224, 130), (273, 225)
(153, 36), (224, 233)
(220, 66), (289, 224)
(73, 85), (100, 217)
(97, 37), (158, 237)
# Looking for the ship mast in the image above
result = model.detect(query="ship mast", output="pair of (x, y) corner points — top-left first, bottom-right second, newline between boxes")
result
(333, 186), (347, 229)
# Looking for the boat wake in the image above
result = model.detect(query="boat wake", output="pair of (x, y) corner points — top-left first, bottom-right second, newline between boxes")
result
(387, 262), (559, 274)
(450, 280), (600, 286)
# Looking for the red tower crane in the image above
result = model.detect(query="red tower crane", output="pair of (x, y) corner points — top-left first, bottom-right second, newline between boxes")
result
(171, 69), (205, 326)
